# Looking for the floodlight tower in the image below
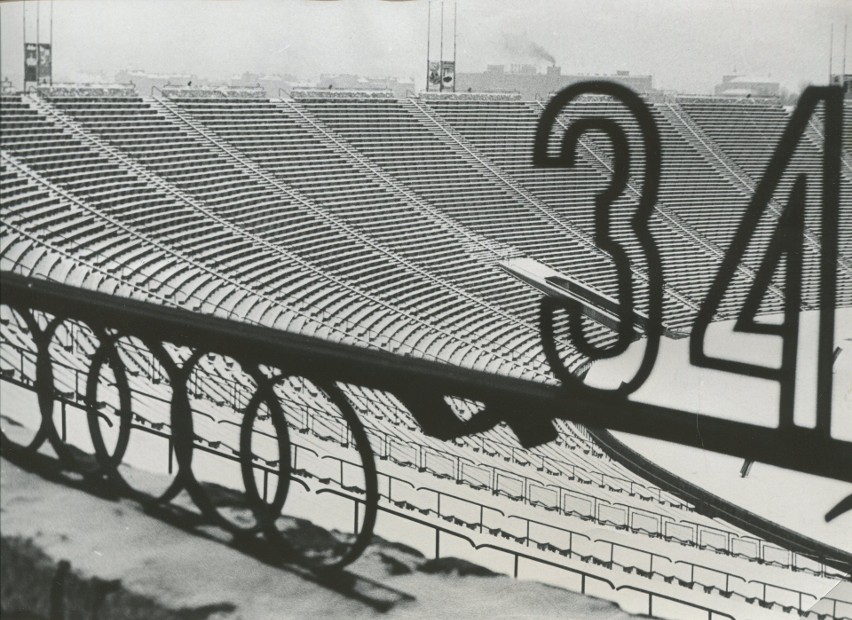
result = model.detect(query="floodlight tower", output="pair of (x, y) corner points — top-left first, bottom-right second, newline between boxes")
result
(22, 0), (54, 90)
(425, 0), (457, 92)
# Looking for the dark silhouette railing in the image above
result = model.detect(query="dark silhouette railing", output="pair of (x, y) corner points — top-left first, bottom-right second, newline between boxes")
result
(532, 82), (850, 487)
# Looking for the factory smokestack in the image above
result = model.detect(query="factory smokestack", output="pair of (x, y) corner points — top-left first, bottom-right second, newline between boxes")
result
(500, 32), (556, 67)
(528, 42), (556, 66)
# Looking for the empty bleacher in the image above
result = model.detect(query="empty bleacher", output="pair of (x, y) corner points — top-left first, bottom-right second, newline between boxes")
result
(679, 97), (852, 299)
(420, 95), (772, 321)
(295, 92), (680, 325)
(1, 303), (845, 618)
(154, 94), (549, 359)
(3, 86), (851, 620)
(2, 92), (559, 374)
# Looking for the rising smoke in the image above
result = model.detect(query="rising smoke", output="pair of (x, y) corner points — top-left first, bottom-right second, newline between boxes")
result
(499, 32), (556, 66)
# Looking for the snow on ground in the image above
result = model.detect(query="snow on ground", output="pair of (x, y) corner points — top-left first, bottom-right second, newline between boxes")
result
(608, 433), (852, 554)
(0, 456), (638, 620)
(586, 309), (852, 554)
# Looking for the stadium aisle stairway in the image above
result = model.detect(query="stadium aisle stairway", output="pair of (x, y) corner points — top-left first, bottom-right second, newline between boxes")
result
(295, 92), (683, 325)
(40, 91), (570, 376)
(678, 97), (852, 301)
(660, 99), (852, 304)
(557, 97), (829, 312)
(159, 95), (542, 327)
(2, 93), (559, 376)
(420, 95), (767, 321)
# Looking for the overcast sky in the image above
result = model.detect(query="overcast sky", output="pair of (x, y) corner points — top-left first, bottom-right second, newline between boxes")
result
(0, 0), (849, 93)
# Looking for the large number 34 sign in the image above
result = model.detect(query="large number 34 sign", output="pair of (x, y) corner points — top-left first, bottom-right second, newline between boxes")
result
(532, 84), (848, 493)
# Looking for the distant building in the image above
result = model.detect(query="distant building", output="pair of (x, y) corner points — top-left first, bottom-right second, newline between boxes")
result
(116, 69), (198, 97)
(455, 65), (654, 99)
(229, 71), (300, 98)
(714, 75), (780, 98)
(314, 74), (415, 98)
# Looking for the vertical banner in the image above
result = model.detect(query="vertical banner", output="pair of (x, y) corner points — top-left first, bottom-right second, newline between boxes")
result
(38, 44), (52, 83)
(428, 61), (442, 89)
(24, 43), (38, 83)
(441, 60), (455, 91)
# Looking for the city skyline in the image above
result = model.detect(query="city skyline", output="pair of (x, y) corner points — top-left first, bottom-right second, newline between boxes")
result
(0, 0), (849, 95)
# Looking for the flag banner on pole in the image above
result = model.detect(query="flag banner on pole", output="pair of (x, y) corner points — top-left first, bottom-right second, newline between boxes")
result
(428, 61), (442, 86)
(38, 44), (52, 83)
(24, 43), (38, 83)
(441, 60), (455, 89)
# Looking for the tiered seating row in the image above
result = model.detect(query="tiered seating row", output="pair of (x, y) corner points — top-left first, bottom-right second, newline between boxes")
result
(1, 319), (844, 617)
(296, 96), (651, 347)
(421, 97), (758, 322)
(159, 96), (548, 364)
(4, 88), (850, 619)
(679, 98), (852, 304)
(2, 94), (550, 374)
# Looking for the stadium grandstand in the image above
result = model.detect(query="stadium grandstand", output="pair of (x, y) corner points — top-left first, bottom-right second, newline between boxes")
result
(2, 2), (852, 618)
(2, 78), (851, 619)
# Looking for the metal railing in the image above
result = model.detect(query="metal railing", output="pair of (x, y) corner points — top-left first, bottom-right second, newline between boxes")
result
(2, 358), (843, 618)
